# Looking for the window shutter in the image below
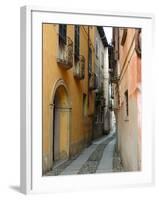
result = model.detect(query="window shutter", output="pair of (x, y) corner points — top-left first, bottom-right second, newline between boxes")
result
(135, 29), (141, 57)
(121, 29), (127, 46)
(114, 28), (119, 60)
(75, 26), (80, 62)
(59, 24), (67, 45)
(88, 47), (92, 72)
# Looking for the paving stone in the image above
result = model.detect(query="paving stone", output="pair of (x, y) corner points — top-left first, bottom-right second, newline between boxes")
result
(113, 147), (125, 172)
(78, 134), (116, 174)
(45, 132), (117, 176)
(97, 138), (116, 171)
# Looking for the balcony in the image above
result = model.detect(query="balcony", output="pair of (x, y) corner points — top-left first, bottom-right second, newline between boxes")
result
(109, 100), (119, 111)
(96, 97), (105, 108)
(56, 34), (73, 70)
(100, 97), (105, 107)
(73, 55), (85, 80)
(109, 66), (119, 83)
(110, 75), (119, 83)
(89, 72), (98, 90)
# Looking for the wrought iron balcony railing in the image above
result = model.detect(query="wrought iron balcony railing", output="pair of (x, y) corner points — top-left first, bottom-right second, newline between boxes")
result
(73, 55), (85, 80)
(109, 65), (119, 83)
(56, 34), (73, 69)
(89, 72), (98, 90)
(110, 75), (119, 83)
(100, 97), (105, 107)
(109, 100), (119, 111)
(96, 97), (105, 107)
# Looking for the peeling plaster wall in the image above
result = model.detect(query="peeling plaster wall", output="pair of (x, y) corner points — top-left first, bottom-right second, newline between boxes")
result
(42, 24), (96, 173)
(116, 28), (141, 171)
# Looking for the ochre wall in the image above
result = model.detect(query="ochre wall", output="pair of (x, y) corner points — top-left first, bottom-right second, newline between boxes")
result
(42, 24), (95, 173)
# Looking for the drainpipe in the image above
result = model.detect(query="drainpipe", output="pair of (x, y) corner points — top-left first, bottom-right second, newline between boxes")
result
(88, 26), (93, 143)
(88, 26), (90, 107)
(116, 81), (120, 153)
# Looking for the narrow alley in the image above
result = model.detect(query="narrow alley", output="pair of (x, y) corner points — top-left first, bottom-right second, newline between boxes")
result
(42, 24), (142, 175)
(45, 127), (123, 176)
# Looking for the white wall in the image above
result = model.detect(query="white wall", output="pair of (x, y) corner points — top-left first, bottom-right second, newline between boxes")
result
(0, 0), (158, 199)
(103, 47), (111, 132)
(103, 47), (109, 109)
(95, 28), (105, 89)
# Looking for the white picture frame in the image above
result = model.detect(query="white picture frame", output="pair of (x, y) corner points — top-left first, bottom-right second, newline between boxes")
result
(20, 6), (154, 194)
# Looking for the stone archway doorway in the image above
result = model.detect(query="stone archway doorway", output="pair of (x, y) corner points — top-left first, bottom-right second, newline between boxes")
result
(51, 80), (71, 166)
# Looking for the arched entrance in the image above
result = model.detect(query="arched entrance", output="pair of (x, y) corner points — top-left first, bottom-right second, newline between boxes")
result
(50, 79), (71, 166)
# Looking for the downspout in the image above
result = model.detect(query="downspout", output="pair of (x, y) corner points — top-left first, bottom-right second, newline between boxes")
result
(88, 26), (93, 143)
(88, 26), (90, 107)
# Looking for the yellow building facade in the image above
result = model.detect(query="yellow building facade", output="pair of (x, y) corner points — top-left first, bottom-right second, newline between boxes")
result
(42, 24), (96, 174)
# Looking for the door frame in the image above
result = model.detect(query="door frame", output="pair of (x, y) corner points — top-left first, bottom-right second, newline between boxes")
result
(49, 79), (72, 167)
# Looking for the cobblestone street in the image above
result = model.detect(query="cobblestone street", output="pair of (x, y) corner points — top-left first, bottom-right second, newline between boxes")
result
(45, 128), (123, 176)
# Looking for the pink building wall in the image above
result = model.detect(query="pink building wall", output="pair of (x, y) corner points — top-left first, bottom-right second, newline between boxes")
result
(115, 28), (141, 171)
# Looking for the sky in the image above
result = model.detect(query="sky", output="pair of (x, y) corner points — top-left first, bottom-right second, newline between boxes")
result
(104, 27), (112, 45)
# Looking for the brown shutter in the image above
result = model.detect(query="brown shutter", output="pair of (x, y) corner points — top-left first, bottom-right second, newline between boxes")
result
(121, 28), (127, 46)
(135, 29), (141, 57)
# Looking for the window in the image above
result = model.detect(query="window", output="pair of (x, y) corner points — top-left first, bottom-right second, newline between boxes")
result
(101, 82), (104, 90)
(95, 37), (99, 58)
(88, 47), (92, 74)
(113, 28), (120, 60)
(59, 24), (67, 46)
(135, 29), (141, 57)
(101, 52), (104, 68)
(124, 90), (129, 117)
(83, 94), (87, 116)
(101, 111), (104, 123)
(74, 25), (80, 62)
(121, 28), (127, 46)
